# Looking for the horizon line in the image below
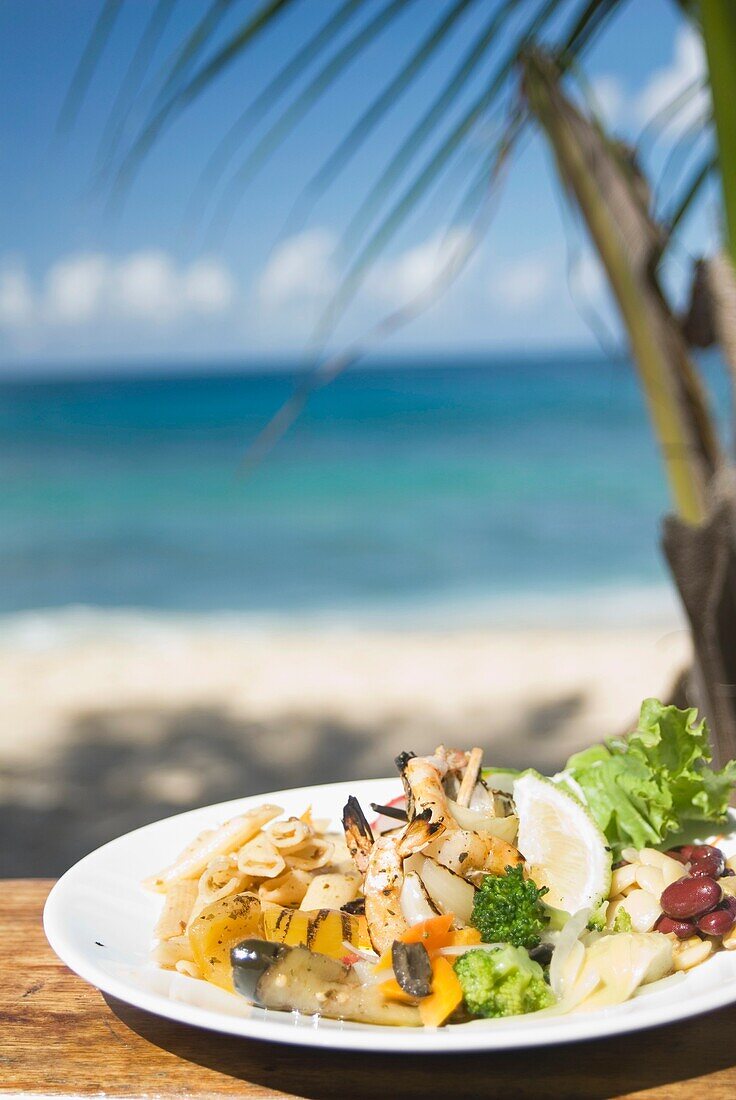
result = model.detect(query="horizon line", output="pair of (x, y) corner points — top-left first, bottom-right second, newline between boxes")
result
(0, 343), (632, 386)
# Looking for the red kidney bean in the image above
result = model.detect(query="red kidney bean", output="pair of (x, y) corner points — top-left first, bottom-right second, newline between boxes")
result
(697, 908), (736, 936)
(660, 875), (722, 919)
(655, 914), (697, 939)
(666, 846), (693, 864)
(721, 868), (736, 877)
(688, 846), (725, 878)
(721, 895), (736, 917)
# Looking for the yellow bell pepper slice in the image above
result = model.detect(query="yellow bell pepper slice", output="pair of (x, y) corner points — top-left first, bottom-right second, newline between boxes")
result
(188, 892), (263, 991)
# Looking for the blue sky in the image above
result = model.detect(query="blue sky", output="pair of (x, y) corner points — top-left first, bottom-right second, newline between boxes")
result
(0, 0), (720, 372)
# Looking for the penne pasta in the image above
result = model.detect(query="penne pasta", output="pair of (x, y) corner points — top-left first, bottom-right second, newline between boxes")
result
(188, 855), (251, 925)
(286, 837), (334, 871)
(146, 804), (283, 889)
(152, 934), (196, 969)
(266, 818), (311, 851)
(299, 871), (361, 912)
(258, 868), (313, 907)
(154, 880), (198, 940)
(237, 833), (286, 879)
(175, 959), (201, 979)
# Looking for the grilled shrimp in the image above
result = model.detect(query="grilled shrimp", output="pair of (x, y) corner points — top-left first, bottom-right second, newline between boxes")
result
(397, 754), (522, 878)
(364, 833), (409, 953)
(343, 796), (410, 952)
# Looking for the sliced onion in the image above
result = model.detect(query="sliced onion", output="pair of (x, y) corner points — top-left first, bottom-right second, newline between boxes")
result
(549, 907), (592, 999)
(342, 941), (379, 964)
(351, 959), (385, 986)
(403, 852), (425, 876)
(400, 870), (439, 926)
(420, 859), (476, 925)
(632, 971), (685, 999)
(467, 782), (494, 813)
(446, 799), (518, 843)
(438, 943), (503, 956)
(481, 770), (517, 795)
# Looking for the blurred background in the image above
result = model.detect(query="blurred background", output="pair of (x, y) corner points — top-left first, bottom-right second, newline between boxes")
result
(1, 0), (729, 875)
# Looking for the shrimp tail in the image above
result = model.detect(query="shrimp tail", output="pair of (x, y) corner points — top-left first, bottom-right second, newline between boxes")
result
(342, 796), (374, 874)
(397, 808), (446, 858)
(395, 751), (416, 817)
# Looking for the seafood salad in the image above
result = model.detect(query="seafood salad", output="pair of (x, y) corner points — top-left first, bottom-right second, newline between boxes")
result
(147, 699), (736, 1028)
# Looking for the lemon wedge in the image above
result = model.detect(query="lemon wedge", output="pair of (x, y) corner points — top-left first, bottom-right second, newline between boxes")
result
(514, 771), (612, 913)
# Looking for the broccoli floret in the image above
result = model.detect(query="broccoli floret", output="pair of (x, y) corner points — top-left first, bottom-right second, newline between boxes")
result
(454, 946), (555, 1018)
(470, 865), (549, 949)
(587, 903), (608, 932)
(612, 908), (632, 933)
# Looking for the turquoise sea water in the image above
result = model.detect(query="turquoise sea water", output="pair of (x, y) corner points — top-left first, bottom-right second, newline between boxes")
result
(0, 354), (721, 624)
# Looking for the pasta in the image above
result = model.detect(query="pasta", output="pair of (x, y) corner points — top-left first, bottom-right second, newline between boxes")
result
(144, 804), (283, 891)
(258, 868), (313, 906)
(153, 880), (198, 941)
(236, 834), (286, 879)
(147, 801), (355, 973)
(299, 871), (360, 911)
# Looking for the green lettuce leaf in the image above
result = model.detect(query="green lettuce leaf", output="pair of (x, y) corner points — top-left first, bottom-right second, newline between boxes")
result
(561, 699), (736, 857)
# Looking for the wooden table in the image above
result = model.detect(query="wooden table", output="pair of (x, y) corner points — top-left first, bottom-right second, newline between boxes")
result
(3, 880), (736, 1099)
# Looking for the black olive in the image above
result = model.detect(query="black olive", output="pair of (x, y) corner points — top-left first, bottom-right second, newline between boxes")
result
(391, 940), (432, 998)
(230, 939), (287, 1001)
(529, 942), (553, 967)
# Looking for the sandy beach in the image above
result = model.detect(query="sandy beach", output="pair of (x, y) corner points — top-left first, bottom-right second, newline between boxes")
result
(0, 612), (690, 876)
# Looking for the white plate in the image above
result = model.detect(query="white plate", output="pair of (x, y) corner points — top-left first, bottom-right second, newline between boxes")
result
(44, 779), (736, 1053)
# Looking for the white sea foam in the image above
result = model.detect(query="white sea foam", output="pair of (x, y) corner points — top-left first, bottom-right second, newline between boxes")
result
(0, 583), (683, 652)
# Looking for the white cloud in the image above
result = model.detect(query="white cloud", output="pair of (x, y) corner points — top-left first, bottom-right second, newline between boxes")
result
(569, 250), (607, 302)
(590, 75), (624, 126)
(371, 228), (474, 304)
(635, 25), (709, 136)
(113, 252), (179, 320)
(0, 263), (34, 326)
(0, 251), (236, 333)
(258, 229), (337, 308)
(490, 255), (552, 311)
(46, 254), (109, 323)
(184, 259), (235, 313)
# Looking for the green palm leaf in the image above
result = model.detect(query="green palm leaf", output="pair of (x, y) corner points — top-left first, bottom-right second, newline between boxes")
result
(279, 0), (481, 232)
(208, 0), (421, 239)
(113, 0), (297, 199)
(58, 0), (124, 133)
(187, 0), (367, 226)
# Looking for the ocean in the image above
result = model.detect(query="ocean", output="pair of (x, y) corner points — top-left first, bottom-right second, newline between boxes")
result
(0, 353), (720, 627)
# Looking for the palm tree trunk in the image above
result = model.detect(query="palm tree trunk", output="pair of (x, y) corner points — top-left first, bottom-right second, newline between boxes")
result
(523, 51), (736, 761)
(522, 51), (720, 525)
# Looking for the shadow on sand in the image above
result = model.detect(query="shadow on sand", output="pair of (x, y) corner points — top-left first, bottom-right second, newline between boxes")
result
(1, 691), (585, 876)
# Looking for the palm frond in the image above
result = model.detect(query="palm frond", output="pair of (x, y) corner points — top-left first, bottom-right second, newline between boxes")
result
(665, 152), (717, 239)
(58, 0), (123, 133)
(240, 118), (517, 473)
(701, 0), (736, 264)
(187, 0), (367, 228)
(112, 0), (296, 200)
(148, 0), (239, 113)
(636, 75), (706, 150)
(207, 0), (421, 241)
(319, 0), (610, 341)
(283, 0), (480, 233)
(653, 115), (713, 224)
(339, 0), (524, 259)
(96, 0), (181, 175)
